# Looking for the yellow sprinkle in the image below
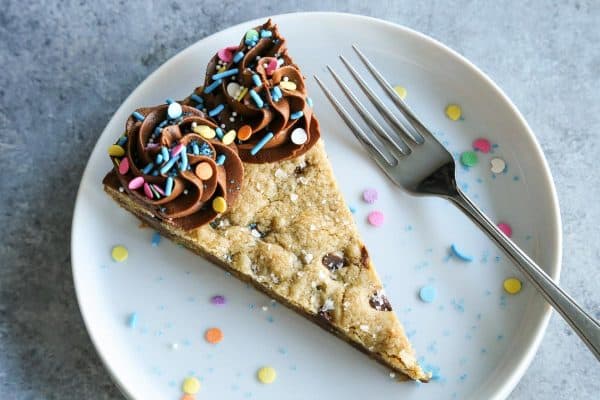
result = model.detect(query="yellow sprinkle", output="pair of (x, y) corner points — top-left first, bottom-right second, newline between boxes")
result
(257, 366), (277, 384)
(193, 125), (216, 139)
(182, 376), (201, 394)
(503, 278), (522, 294)
(108, 144), (125, 157)
(111, 245), (128, 262)
(279, 81), (297, 91)
(445, 104), (462, 121)
(212, 196), (227, 213)
(393, 85), (407, 100)
(236, 87), (249, 101)
(217, 65), (227, 73)
(222, 129), (237, 145)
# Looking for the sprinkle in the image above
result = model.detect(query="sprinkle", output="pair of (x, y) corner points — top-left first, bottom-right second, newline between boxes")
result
(165, 177), (174, 196)
(171, 342), (179, 350)
(118, 157), (129, 174)
(290, 127), (308, 145)
(473, 138), (491, 153)
(367, 211), (384, 227)
(260, 29), (272, 38)
(393, 85), (407, 99)
(257, 366), (277, 384)
(182, 377), (201, 394)
(161, 146), (169, 162)
(362, 188), (378, 204)
(237, 125), (252, 141)
(193, 124), (216, 139)
(171, 143), (185, 157)
(152, 184), (165, 196)
(128, 312), (138, 328)
(460, 151), (478, 167)
(233, 51), (244, 63)
(180, 150), (188, 171)
(215, 154), (226, 165)
(236, 87), (249, 101)
(271, 86), (283, 101)
(266, 58), (278, 75)
(190, 94), (203, 104)
(212, 68), (239, 81)
(245, 29), (259, 44)
(143, 182), (153, 199)
(445, 104), (462, 121)
(250, 132), (274, 155)
(290, 110), (304, 120)
(155, 153), (164, 164)
(217, 45), (238, 62)
(252, 74), (262, 87)
(159, 155), (179, 174)
(450, 244), (473, 262)
(204, 79), (222, 94)
(167, 102), (183, 119)
(226, 82), (241, 97)
(497, 222), (513, 237)
(490, 157), (506, 174)
(108, 144), (126, 157)
(249, 89), (264, 108)
(210, 295), (226, 305)
(128, 176), (145, 190)
(208, 104), (225, 117)
(190, 142), (199, 155)
(419, 285), (437, 303)
(141, 162), (154, 175)
(212, 127), (223, 140)
(204, 327), (223, 344)
(212, 196), (227, 213)
(503, 278), (522, 294)
(132, 111), (145, 121)
(151, 232), (161, 247)
(111, 245), (128, 262)
(117, 135), (128, 146)
(195, 162), (213, 180)
(280, 80), (297, 91)
(222, 129), (237, 145)
(306, 97), (313, 107)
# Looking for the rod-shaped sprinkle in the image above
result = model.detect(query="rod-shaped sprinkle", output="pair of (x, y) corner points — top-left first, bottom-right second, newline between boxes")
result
(161, 146), (169, 162)
(249, 89), (263, 108)
(250, 132), (274, 156)
(290, 111), (304, 120)
(212, 68), (239, 80)
(164, 177), (174, 196)
(215, 154), (226, 165)
(233, 51), (244, 63)
(208, 104), (225, 117)
(204, 79), (222, 94)
(132, 111), (145, 121)
(190, 94), (203, 104)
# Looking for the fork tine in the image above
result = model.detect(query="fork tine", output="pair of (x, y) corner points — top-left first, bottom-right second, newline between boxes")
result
(313, 75), (397, 168)
(352, 44), (437, 143)
(339, 55), (422, 145)
(326, 65), (411, 156)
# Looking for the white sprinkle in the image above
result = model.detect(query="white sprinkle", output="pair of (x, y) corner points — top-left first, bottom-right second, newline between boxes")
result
(291, 127), (308, 145)
(283, 76), (289, 82)
(360, 324), (369, 332)
(226, 82), (241, 98)
(274, 168), (287, 179)
(290, 193), (298, 202)
(229, 117), (235, 122)
(118, 186), (124, 192)
(220, 124), (226, 129)
(171, 343), (179, 350)
(191, 121), (197, 128)
(183, 189), (189, 195)
(232, 111), (237, 116)
(389, 372), (396, 379)
(490, 157), (507, 174)
(262, 306), (268, 312)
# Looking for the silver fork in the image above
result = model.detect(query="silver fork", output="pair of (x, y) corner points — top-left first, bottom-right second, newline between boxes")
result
(314, 45), (600, 361)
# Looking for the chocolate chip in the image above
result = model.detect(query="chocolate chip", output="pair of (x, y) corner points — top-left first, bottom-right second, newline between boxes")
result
(318, 310), (333, 322)
(322, 252), (345, 271)
(369, 291), (393, 311)
(360, 246), (370, 268)
(294, 160), (309, 175)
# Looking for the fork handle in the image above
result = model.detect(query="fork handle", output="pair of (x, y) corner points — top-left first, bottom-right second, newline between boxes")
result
(450, 189), (600, 361)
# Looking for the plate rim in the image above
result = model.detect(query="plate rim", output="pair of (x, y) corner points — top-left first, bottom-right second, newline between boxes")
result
(71, 11), (563, 400)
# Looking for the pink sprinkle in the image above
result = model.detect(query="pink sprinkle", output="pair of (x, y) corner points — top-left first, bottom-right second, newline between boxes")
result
(145, 143), (160, 150)
(143, 182), (153, 199)
(367, 211), (385, 227)
(217, 45), (238, 62)
(128, 176), (145, 190)
(171, 143), (184, 157)
(266, 58), (278, 75)
(362, 188), (378, 204)
(472, 138), (491, 153)
(497, 222), (513, 237)
(152, 184), (165, 196)
(210, 295), (226, 305)
(118, 157), (129, 175)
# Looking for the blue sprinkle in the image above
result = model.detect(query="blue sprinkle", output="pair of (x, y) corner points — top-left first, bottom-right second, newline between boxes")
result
(151, 232), (161, 247)
(152, 170), (159, 176)
(419, 285), (437, 303)
(180, 150), (188, 171)
(212, 68), (239, 80)
(215, 127), (224, 139)
(216, 154), (226, 165)
(349, 205), (356, 214)
(198, 142), (213, 156)
(132, 111), (145, 121)
(142, 162), (154, 175)
(208, 104), (225, 117)
(260, 29), (272, 38)
(159, 155), (179, 174)
(128, 313), (138, 328)
(306, 97), (313, 107)
(233, 51), (244, 63)
(252, 74), (262, 87)
(160, 146), (169, 162)
(450, 244), (473, 262)
(158, 120), (168, 128)
(272, 86), (282, 101)
(204, 79), (222, 94)
(250, 132), (274, 156)
(117, 136), (128, 146)
(249, 89), (264, 108)
(192, 142), (199, 155)
(190, 94), (203, 104)
(165, 98), (175, 104)
(153, 127), (162, 136)
(290, 110), (304, 120)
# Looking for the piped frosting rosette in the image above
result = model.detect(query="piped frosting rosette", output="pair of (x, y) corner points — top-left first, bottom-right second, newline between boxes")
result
(107, 102), (243, 230)
(185, 19), (320, 163)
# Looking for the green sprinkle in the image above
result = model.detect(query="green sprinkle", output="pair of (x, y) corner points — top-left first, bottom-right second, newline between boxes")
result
(460, 151), (478, 167)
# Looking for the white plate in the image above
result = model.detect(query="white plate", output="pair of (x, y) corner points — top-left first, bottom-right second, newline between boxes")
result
(71, 12), (561, 400)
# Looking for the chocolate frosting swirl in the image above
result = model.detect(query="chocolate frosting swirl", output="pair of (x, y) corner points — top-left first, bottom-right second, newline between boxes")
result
(186, 19), (320, 163)
(105, 104), (244, 230)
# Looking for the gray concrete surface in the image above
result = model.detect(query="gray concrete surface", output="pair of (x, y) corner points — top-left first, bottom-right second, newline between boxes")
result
(1, 1), (598, 399)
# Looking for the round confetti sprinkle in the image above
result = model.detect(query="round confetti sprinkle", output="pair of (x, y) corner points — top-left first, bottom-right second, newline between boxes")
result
(128, 176), (145, 190)
(367, 211), (384, 227)
(226, 82), (241, 97)
(497, 222), (513, 237)
(445, 104), (462, 121)
(460, 151), (478, 167)
(237, 125), (253, 141)
(222, 129), (237, 145)
(472, 138), (491, 153)
(108, 144), (126, 157)
(450, 244), (473, 262)
(290, 127), (308, 145)
(118, 157), (129, 175)
(503, 278), (522, 294)
(257, 366), (277, 384)
(362, 188), (378, 204)
(205, 327), (223, 344)
(195, 162), (213, 180)
(280, 80), (297, 91)
(181, 395), (194, 400)
(182, 376), (201, 394)
(212, 196), (227, 213)
(210, 295), (226, 305)
(419, 285), (437, 303)
(393, 85), (407, 100)
(193, 125), (216, 139)
(111, 245), (128, 262)
(168, 102), (183, 120)
(490, 157), (506, 174)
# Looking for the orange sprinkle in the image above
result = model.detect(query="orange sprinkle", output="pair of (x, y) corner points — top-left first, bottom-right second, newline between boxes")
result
(205, 327), (223, 344)
(237, 125), (253, 141)
(195, 162), (213, 180)
(181, 395), (195, 400)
